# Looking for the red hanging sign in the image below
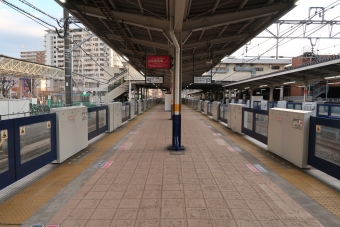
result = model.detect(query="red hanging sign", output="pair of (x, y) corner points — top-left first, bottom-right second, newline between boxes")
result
(146, 55), (171, 69)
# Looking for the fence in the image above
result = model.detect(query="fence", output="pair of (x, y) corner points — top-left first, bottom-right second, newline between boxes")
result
(219, 104), (228, 124)
(87, 105), (108, 140)
(242, 107), (269, 145)
(122, 102), (130, 122)
(208, 102), (212, 116)
(309, 116), (340, 180)
(0, 114), (57, 190)
(317, 104), (340, 118)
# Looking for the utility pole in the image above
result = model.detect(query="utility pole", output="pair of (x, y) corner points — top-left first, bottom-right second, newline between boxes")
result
(64, 9), (73, 106)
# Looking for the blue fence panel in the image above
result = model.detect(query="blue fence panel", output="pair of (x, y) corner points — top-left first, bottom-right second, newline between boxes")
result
(242, 108), (268, 145)
(0, 119), (15, 190)
(317, 104), (340, 119)
(14, 113), (57, 180)
(88, 106), (108, 140)
(308, 116), (340, 180)
(208, 102), (212, 116)
(135, 102), (138, 115)
(122, 102), (130, 122)
(253, 101), (261, 109)
(268, 102), (277, 109)
(287, 102), (302, 110)
(219, 104), (228, 124)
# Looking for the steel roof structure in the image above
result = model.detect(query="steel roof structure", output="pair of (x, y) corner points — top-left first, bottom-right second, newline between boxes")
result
(56, 0), (298, 89)
(0, 55), (65, 79)
(223, 55), (340, 89)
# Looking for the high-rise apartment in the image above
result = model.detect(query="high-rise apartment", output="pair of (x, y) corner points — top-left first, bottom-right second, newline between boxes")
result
(44, 28), (123, 75)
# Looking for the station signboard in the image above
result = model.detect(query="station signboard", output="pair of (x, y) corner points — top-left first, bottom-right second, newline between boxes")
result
(146, 76), (164, 84)
(194, 76), (212, 84)
(146, 55), (171, 69)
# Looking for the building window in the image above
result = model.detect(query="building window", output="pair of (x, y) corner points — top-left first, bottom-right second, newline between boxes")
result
(254, 68), (263, 71)
(271, 66), (280, 70)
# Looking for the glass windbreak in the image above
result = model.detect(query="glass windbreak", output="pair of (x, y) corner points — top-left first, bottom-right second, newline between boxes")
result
(331, 106), (340, 117)
(0, 132), (9, 174)
(121, 105), (126, 118)
(88, 111), (97, 133)
(243, 111), (253, 130)
(220, 106), (223, 119)
(98, 109), (106, 128)
(255, 114), (268, 136)
(20, 122), (51, 164)
(287, 103), (294, 109)
(318, 105), (328, 116)
(295, 104), (302, 110)
(126, 104), (130, 117)
(315, 125), (340, 166)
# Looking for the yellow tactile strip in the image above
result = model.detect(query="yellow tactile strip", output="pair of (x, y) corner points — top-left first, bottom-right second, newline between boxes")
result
(194, 109), (340, 219)
(0, 106), (156, 227)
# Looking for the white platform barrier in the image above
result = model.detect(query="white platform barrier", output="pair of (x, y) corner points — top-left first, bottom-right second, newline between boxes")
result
(228, 103), (243, 134)
(107, 102), (122, 132)
(212, 101), (220, 121)
(204, 100), (209, 115)
(137, 100), (142, 114)
(130, 101), (136, 120)
(268, 108), (312, 168)
(198, 100), (202, 111)
(50, 106), (88, 163)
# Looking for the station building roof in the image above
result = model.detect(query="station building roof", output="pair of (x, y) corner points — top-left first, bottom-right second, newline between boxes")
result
(223, 55), (340, 89)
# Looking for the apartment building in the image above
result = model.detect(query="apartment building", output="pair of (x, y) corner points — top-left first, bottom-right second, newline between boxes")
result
(44, 28), (124, 92)
(20, 50), (45, 64)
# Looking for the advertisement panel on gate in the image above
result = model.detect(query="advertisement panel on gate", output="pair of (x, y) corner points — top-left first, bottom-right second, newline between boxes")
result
(194, 76), (212, 84)
(146, 55), (171, 69)
(146, 76), (164, 84)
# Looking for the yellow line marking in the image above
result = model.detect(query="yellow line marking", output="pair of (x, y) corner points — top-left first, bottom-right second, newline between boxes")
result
(0, 106), (157, 227)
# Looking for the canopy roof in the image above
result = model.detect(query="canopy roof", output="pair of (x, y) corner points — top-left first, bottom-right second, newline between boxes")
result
(56, 0), (298, 88)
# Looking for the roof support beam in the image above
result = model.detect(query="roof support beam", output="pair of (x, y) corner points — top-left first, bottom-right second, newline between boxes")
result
(183, 34), (249, 50)
(182, 3), (289, 31)
(236, 0), (248, 12)
(174, 0), (189, 32)
(72, 3), (169, 31)
(183, 48), (232, 60)
(108, 0), (120, 11)
(211, 0), (220, 16)
(137, 0), (144, 15)
(106, 34), (170, 50)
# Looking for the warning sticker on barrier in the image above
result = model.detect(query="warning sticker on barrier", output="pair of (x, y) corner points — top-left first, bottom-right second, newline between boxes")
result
(316, 125), (321, 133)
(1, 130), (8, 140)
(292, 119), (303, 130)
(20, 126), (25, 135)
(47, 121), (51, 129)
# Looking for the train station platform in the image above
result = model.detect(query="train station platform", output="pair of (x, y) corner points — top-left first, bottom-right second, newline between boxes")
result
(1, 104), (340, 227)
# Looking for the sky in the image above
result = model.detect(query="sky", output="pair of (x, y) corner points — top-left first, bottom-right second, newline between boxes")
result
(0, 0), (340, 60)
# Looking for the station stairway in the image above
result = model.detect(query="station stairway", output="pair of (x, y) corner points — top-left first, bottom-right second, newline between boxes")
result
(105, 81), (129, 101)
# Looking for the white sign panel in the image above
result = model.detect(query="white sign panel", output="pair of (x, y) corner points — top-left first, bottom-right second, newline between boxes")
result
(194, 76), (211, 84)
(146, 76), (163, 84)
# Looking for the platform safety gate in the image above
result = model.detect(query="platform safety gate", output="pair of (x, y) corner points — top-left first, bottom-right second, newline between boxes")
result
(87, 106), (108, 140)
(122, 102), (130, 123)
(0, 114), (57, 190)
(308, 104), (340, 180)
(219, 104), (228, 124)
(201, 101), (204, 112)
(208, 102), (212, 116)
(242, 107), (269, 145)
(135, 101), (138, 115)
